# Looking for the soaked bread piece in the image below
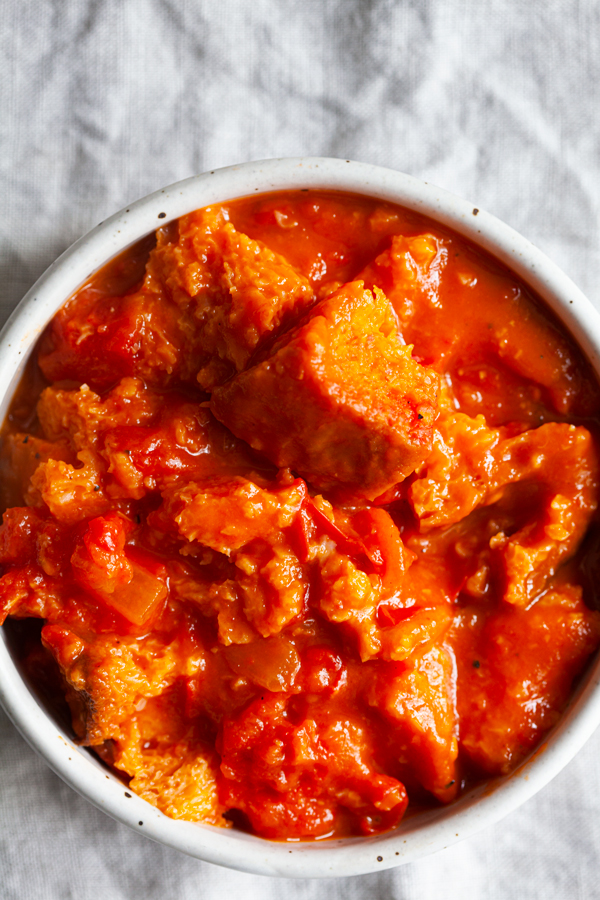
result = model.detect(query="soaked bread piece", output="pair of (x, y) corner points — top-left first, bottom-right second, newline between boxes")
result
(211, 281), (439, 500)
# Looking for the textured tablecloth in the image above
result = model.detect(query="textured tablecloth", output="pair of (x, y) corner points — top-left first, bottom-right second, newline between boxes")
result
(2, 1), (600, 897)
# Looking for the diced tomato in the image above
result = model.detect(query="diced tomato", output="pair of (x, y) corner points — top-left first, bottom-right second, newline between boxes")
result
(0, 507), (44, 566)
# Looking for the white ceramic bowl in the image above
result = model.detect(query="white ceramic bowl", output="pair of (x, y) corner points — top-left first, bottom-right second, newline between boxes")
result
(2, 158), (600, 878)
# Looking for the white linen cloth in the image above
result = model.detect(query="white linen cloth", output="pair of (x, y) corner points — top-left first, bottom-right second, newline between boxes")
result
(2, 1), (600, 896)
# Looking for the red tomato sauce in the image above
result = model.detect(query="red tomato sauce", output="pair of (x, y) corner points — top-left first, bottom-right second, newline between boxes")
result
(1, 190), (600, 840)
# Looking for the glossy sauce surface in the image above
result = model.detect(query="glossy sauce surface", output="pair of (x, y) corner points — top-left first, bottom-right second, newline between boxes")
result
(1, 190), (600, 841)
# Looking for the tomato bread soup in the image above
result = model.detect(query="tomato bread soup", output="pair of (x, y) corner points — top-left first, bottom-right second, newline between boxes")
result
(1, 190), (600, 842)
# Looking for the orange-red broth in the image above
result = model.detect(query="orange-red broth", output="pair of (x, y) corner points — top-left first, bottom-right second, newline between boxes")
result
(1, 191), (600, 841)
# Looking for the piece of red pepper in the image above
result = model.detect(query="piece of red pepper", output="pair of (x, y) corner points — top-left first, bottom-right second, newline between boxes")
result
(303, 501), (383, 574)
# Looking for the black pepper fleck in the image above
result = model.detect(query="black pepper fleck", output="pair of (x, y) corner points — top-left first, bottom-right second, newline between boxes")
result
(124, 792), (132, 798)
(417, 413), (423, 420)
(139, 821), (143, 826)
(473, 660), (480, 669)
(472, 208), (479, 216)
(93, 485), (100, 492)
(22, 435), (28, 444)
(158, 212), (166, 219)
(377, 856), (383, 862)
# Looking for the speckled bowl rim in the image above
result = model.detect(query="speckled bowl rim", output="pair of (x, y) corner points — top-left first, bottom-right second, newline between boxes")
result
(1, 157), (600, 878)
